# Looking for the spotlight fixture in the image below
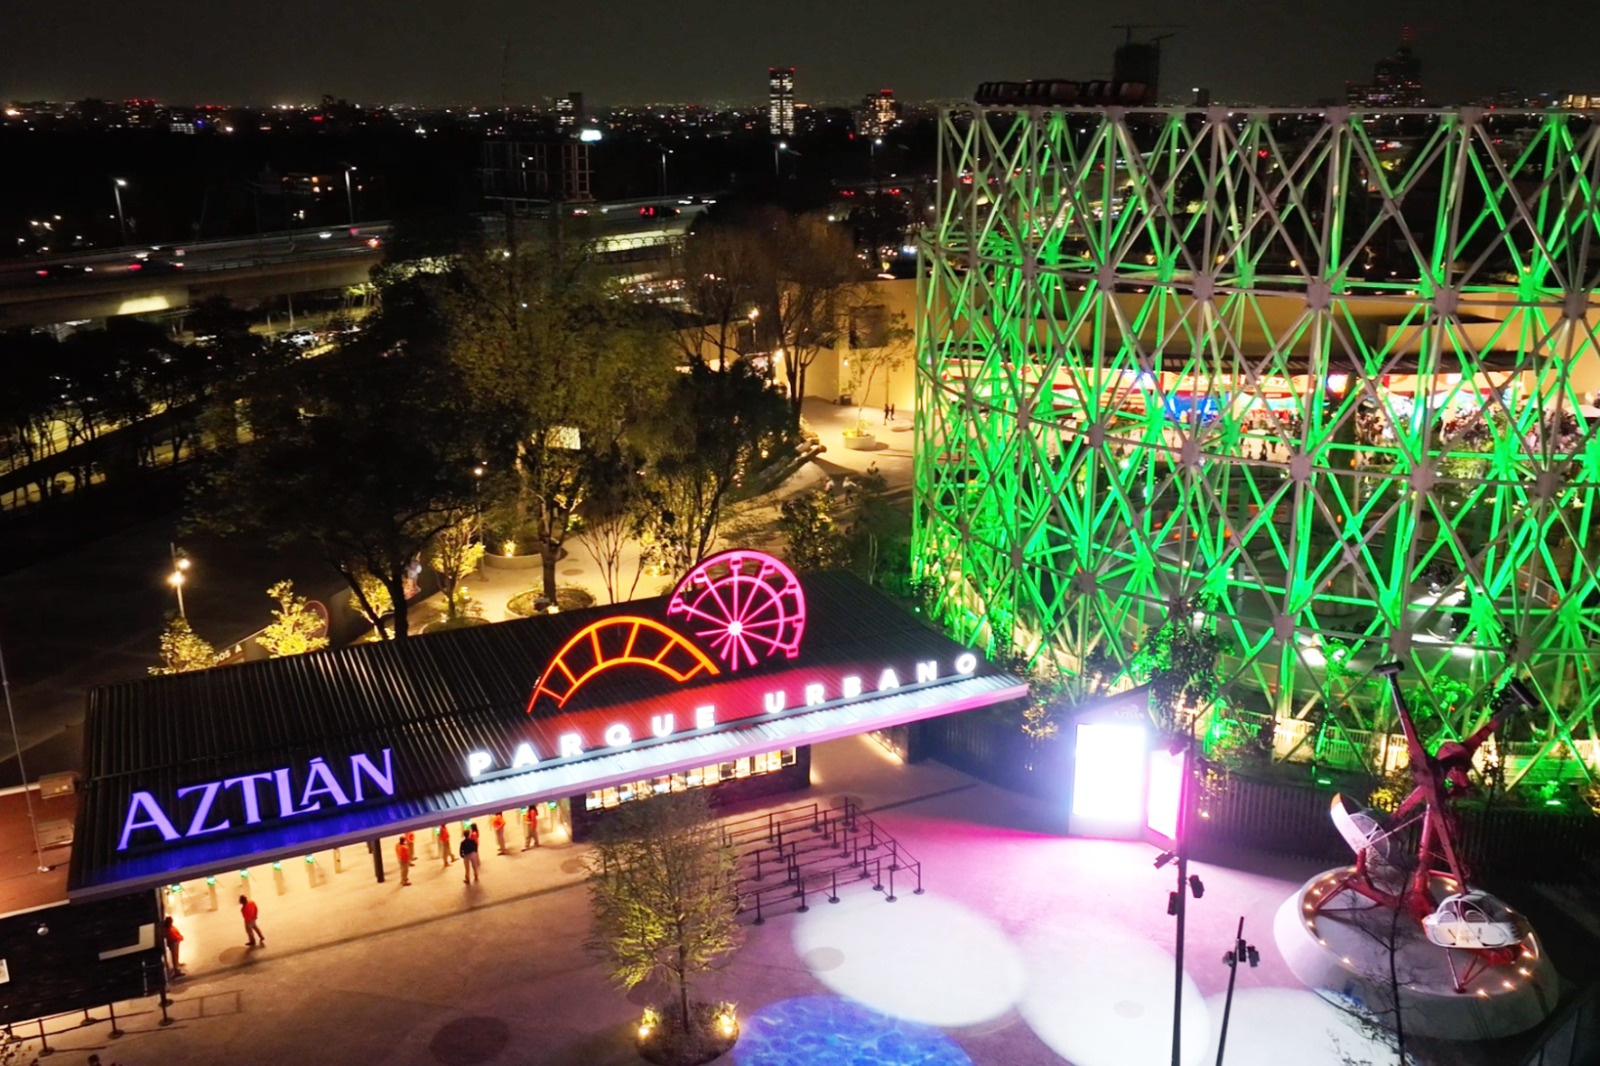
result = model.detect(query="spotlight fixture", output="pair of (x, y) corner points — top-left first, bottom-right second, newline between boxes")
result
(1154, 851), (1176, 869)
(1188, 875), (1205, 899)
(35, 923), (48, 936)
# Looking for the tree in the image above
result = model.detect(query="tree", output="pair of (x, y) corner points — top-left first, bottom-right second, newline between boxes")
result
(429, 518), (486, 621)
(587, 791), (742, 1038)
(577, 451), (652, 605)
(256, 580), (329, 657)
(777, 488), (848, 571)
(190, 278), (482, 639)
(673, 222), (767, 371)
(845, 308), (913, 434)
(748, 209), (873, 430)
(1130, 593), (1227, 736)
(444, 229), (676, 600)
(151, 616), (224, 675)
(640, 358), (790, 573)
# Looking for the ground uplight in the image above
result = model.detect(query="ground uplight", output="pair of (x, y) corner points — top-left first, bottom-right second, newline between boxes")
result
(791, 891), (1024, 1027)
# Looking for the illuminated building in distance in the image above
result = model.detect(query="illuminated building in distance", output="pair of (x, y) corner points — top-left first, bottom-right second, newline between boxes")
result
(769, 66), (795, 136)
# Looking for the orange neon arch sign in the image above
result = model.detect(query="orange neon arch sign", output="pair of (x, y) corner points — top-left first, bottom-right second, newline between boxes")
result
(525, 616), (721, 713)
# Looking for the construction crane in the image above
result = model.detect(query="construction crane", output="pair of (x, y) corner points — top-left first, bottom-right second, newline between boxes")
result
(1111, 24), (1182, 103)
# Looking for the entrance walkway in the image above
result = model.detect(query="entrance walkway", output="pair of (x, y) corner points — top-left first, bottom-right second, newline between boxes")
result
(8, 736), (1499, 1066)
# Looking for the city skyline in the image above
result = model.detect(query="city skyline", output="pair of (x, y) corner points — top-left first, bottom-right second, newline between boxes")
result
(3, 0), (1598, 108)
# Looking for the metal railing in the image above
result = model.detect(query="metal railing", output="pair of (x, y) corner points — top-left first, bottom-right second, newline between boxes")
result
(1, 957), (175, 1056)
(721, 799), (925, 925)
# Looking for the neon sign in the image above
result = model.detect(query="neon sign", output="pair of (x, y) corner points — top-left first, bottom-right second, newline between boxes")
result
(117, 749), (396, 852)
(470, 653), (980, 779)
(665, 550), (805, 670)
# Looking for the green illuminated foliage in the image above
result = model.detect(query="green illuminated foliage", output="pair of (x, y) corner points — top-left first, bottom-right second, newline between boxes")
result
(151, 616), (224, 675)
(256, 580), (329, 658)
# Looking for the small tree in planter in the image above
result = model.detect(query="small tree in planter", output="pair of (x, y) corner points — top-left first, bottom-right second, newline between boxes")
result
(845, 309), (912, 443)
(257, 579), (330, 657)
(587, 791), (743, 1066)
(151, 615), (225, 675)
(428, 517), (486, 622)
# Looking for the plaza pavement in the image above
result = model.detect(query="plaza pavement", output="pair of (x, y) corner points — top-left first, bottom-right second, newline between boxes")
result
(8, 733), (1463, 1066)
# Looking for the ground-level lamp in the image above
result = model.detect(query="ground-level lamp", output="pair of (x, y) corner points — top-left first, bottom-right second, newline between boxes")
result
(1214, 915), (1260, 1066)
(168, 543), (191, 618)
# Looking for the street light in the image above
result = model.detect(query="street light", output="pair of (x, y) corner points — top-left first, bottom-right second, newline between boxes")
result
(343, 165), (357, 226)
(112, 178), (128, 245)
(168, 543), (190, 619)
(1214, 916), (1260, 1066)
(870, 136), (884, 174)
(773, 140), (787, 177)
(658, 146), (672, 195)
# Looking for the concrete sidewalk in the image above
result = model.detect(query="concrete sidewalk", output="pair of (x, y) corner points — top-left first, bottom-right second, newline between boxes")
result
(8, 734), (1426, 1066)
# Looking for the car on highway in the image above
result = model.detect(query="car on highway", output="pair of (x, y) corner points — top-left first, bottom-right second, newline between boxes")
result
(282, 330), (320, 349)
(33, 263), (95, 279)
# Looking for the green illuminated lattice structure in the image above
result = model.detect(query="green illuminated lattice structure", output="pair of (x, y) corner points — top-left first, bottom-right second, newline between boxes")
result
(914, 107), (1600, 787)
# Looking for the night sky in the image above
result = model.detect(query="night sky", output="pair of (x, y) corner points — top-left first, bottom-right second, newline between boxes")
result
(1, 0), (1596, 106)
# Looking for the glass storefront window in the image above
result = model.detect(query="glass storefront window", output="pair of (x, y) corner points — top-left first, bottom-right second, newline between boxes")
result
(581, 750), (797, 811)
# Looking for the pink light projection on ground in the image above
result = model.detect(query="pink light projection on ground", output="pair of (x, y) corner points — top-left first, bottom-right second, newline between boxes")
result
(790, 891), (1027, 1027)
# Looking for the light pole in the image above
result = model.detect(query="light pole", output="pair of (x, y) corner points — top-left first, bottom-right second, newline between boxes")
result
(168, 543), (191, 619)
(870, 136), (883, 175)
(1215, 915), (1259, 1066)
(773, 140), (787, 177)
(112, 178), (129, 245)
(343, 166), (357, 226)
(658, 147), (671, 195)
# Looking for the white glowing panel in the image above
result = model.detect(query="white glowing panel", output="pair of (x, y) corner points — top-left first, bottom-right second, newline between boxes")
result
(791, 891), (1025, 1027)
(1071, 721), (1147, 838)
(1145, 747), (1185, 846)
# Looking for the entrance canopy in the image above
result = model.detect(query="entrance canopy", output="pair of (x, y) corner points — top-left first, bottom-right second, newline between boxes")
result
(70, 553), (1025, 900)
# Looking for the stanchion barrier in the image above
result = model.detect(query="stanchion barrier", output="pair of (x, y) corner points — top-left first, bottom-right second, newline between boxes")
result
(829, 868), (841, 903)
(752, 891), (765, 926)
(886, 862), (897, 903)
(797, 877), (809, 914)
(913, 862), (925, 895)
(35, 1018), (52, 1057)
(108, 1000), (123, 1039)
(871, 857), (884, 893)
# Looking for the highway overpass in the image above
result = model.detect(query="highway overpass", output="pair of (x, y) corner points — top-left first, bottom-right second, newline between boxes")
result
(0, 201), (701, 330)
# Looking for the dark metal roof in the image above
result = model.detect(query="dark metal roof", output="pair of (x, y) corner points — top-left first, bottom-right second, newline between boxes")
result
(70, 571), (1023, 899)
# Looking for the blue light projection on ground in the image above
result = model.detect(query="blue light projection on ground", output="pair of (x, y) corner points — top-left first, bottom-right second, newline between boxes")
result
(733, 996), (973, 1066)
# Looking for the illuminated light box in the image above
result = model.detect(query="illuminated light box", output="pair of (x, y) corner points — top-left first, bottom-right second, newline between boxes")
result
(1144, 746), (1187, 850)
(1067, 687), (1153, 838)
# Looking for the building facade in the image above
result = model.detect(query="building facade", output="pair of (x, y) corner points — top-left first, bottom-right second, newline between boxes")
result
(769, 67), (795, 137)
(915, 105), (1600, 787)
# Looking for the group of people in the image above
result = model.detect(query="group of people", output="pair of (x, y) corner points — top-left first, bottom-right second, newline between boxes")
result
(162, 893), (264, 979)
(394, 808), (542, 887)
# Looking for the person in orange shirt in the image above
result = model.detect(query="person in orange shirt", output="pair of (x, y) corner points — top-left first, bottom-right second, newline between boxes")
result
(162, 916), (185, 977)
(491, 812), (507, 855)
(395, 836), (413, 886)
(438, 823), (455, 866)
(522, 805), (539, 850)
(239, 894), (265, 948)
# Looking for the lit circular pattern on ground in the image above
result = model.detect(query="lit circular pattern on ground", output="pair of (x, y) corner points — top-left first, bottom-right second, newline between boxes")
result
(1017, 921), (1211, 1066)
(792, 892), (1025, 1027)
(732, 997), (972, 1066)
(1198, 988), (1402, 1066)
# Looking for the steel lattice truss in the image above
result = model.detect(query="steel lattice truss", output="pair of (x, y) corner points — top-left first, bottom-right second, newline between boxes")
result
(914, 107), (1600, 786)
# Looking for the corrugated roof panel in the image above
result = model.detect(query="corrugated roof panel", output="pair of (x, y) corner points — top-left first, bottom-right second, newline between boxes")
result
(70, 571), (1023, 898)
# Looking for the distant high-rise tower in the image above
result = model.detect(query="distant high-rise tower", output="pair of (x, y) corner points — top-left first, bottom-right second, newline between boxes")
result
(861, 89), (898, 136)
(555, 92), (584, 128)
(1346, 42), (1424, 107)
(769, 67), (795, 136)
(1112, 39), (1163, 103)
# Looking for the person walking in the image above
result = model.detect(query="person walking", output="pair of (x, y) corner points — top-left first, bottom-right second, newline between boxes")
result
(491, 812), (508, 855)
(239, 894), (265, 948)
(162, 916), (185, 978)
(459, 824), (481, 884)
(889, 402), (896, 420)
(522, 805), (540, 850)
(438, 823), (455, 865)
(395, 836), (413, 886)
(884, 401), (892, 424)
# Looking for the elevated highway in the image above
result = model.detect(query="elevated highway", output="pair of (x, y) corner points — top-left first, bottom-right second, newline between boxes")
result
(0, 225), (389, 330)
